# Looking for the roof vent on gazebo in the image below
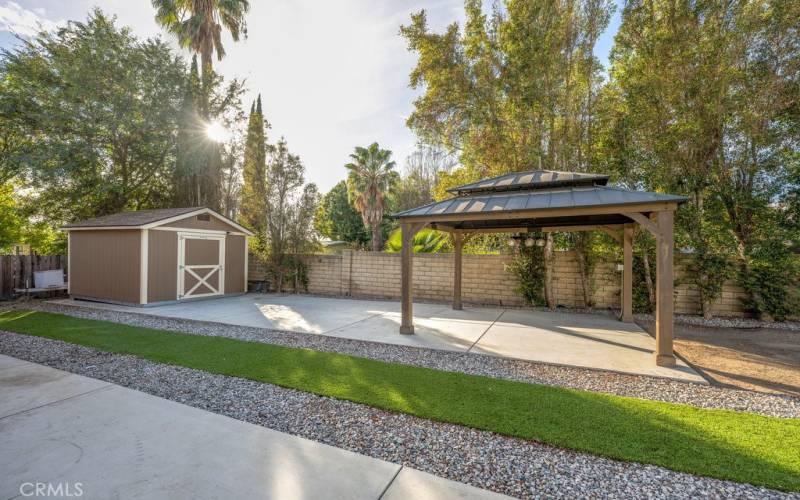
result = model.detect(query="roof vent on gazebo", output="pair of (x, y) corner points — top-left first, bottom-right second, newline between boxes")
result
(447, 170), (610, 196)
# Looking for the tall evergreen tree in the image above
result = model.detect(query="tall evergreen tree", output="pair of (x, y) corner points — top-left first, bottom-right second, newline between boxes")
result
(174, 56), (203, 207)
(239, 95), (268, 232)
(172, 55), (237, 210)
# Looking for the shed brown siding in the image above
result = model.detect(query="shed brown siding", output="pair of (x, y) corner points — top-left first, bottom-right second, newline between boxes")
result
(148, 230), (178, 302)
(162, 214), (242, 232)
(225, 235), (246, 293)
(70, 230), (140, 304)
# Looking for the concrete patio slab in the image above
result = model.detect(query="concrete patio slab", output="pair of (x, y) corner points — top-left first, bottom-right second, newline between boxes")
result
(49, 294), (705, 382)
(324, 307), (502, 352)
(472, 310), (702, 381)
(382, 467), (509, 500)
(0, 355), (506, 500)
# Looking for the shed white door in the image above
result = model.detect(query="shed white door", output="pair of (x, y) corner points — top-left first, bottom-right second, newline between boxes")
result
(178, 233), (225, 299)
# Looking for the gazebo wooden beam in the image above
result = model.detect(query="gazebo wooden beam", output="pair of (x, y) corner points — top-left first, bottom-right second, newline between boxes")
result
(654, 211), (676, 366)
(542, 224), (623, 242)
(400, 221), (426, 334)
(622, 212), (659, 238)
(450, 226), (532, 234)
(622, 211), (677, 365)
(450, 232), (471, 310)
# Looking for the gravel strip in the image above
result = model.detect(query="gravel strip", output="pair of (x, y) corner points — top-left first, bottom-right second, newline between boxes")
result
(637, 312), (800, 331)
(11, 301), (800, 419)
(1, 331), (794, 500)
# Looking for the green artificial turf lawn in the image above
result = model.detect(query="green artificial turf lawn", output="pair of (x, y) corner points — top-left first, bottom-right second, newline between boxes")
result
(1, 310), (799, 491)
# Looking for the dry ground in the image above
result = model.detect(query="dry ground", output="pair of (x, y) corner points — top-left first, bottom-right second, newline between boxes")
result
(639, 320), (800, 396)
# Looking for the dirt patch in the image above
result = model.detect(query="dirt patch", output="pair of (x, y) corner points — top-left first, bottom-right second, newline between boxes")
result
(639, 321), (800, 396)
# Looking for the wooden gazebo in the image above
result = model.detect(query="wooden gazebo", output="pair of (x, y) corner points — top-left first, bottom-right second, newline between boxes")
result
(393, 170), (686, 367)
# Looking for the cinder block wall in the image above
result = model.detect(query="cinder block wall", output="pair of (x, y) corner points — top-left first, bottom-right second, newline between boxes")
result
(249, 250), (752, 317)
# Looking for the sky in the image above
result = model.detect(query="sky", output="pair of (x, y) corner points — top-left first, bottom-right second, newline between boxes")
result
(0, 0), (621, 193)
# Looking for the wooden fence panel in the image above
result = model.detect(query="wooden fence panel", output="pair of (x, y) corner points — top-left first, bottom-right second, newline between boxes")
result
(0, 254), (68, 299)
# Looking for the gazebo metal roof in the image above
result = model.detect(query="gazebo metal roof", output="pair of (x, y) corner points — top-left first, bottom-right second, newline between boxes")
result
(394, 170), (686, 232)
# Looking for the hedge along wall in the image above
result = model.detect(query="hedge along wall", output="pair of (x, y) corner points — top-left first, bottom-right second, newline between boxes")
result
(248, 250), (752, 317)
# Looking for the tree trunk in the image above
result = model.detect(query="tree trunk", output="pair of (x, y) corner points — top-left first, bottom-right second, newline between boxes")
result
(575, 235), (592, 309)
(371, 223), (382, 252)
(702, 293), (714, 320)
(735, 240), (773, 322)
(200, 41), (213, 118)
(274, 268), (283, 293)
(544, 233), (556, 310)
(642, 245), (655, 310)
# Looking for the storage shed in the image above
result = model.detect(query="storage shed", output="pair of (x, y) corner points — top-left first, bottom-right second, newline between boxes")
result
(62, 207), (253, 306)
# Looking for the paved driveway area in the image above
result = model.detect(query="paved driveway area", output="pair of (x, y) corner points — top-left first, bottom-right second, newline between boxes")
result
(0, 354), (506, 500)
(53, 295), (703, 382)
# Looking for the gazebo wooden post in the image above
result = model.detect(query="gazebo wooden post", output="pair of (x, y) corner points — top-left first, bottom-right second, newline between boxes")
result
(654, 211), (676, 366)
(621, 223), (634, 322)
(400, 222), (424, 334)
(453, 232), (464, 310)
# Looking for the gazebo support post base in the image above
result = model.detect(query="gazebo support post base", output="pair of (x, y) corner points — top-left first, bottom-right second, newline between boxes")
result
(399, 325), (415, 335)
(654, 353), (677, 367)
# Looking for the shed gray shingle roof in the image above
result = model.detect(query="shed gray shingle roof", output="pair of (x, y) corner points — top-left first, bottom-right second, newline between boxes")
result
(62, 207), (204, 228)
(448, 170), (609, 194)
(395, 185), (686, 219)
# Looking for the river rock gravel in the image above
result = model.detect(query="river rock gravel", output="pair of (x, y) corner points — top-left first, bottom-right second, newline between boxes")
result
(12, 300), (800, 419)
(0, 331), (795, 500)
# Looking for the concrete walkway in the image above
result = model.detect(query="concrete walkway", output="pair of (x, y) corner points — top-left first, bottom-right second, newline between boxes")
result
(0, 354), (507, 500)
(51, 295), (704, 383)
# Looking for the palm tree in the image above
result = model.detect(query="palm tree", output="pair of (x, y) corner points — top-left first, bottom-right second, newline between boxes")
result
(151, 0), (250, 80)
(384, 228), (449, 253)
(346, 143), (398, 252)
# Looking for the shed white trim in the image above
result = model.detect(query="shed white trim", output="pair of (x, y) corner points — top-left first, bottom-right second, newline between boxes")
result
(150, 226), (248, 236)
(140, 229), (148, 304)
(142, 208), (253, 235)
(67, 232), (71, 294)
(177, 232), (226, 300)
(244, 236), (249, 291)
(61, 207), (254, 236)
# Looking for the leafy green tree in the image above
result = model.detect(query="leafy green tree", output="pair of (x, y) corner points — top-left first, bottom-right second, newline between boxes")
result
(314, 181), (368, 247)
(605, 0), (800, 319)
(0, 10), (185, 225)
(239, 95), (269, 232)
(345, 143), (399, 251)
(402, 0), (611, 300)
(258, 138), (319, 291)
(0, 183), (22, 251)
(401, 0), (611, 182)
(393, 145), (456, 212)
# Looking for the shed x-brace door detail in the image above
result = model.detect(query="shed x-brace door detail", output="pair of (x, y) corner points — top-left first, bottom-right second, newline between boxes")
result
(178, 233), (225, 299)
